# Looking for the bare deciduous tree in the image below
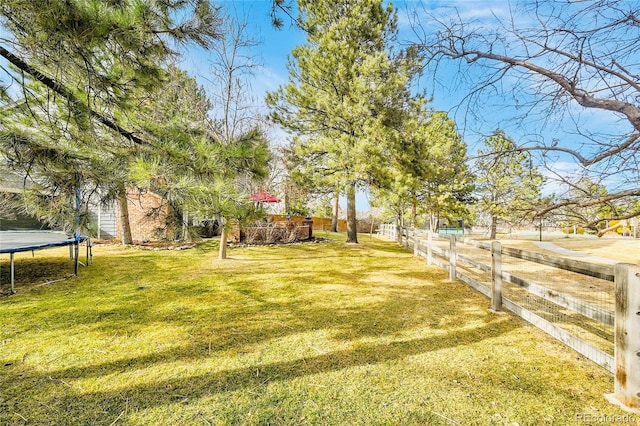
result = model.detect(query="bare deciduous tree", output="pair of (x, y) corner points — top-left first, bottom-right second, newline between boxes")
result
(203, 11), (269, 259)
(411, 0), (640, 227)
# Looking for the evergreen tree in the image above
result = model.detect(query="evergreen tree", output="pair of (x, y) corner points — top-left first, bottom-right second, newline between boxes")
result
(418, 111), (474, 233)
(0, 1), (270, 248)
(127, 65), (270, 248)
(267, 0), (412, 243)
(475, 129), (545, 239)
(372, 105), (473, 239)
(0, 0), (222, 142)
(0, 0), (224, 236)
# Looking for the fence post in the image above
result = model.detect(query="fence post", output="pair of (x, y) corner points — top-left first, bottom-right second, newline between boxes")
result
(426, 232), (433, 266)
(491, 241), (503, 312)
(608, 263), (640, 411)
(449, 235), (456, 281)
(413, 229), (419, 256)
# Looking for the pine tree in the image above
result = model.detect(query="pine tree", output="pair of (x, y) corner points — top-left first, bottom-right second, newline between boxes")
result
(126, 65), (270, 248)
(372, 105), (473, 239)
(0, 1), (224, 236)
(267, 0), (411, 243)
(0, 1), (272, 245)
(418, 111), (474, 233)
(475, 129), (545, 239)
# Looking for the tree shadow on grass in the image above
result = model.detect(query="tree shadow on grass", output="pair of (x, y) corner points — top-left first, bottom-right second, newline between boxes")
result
(1, 239), (525, 423)
(2, 289), (519, 424)
(0, 257), (79, 295)
(4, 317), (518, 424)
(0, 240), (489, 344)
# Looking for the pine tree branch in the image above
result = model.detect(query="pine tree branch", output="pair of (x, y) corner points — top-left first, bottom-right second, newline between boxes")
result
(0, 44), (149, 147)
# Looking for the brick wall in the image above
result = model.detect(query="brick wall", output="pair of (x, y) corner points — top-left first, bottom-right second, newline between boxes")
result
(116, 189), (174, 242)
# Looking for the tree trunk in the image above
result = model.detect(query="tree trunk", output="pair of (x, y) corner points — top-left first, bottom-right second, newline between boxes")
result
(411, 193), (417, 229)
(490, 215), (498, 239)
(218, 217), (228, 259)
(396, 211), (403, 245)
(182, 210), (192, 243)
(284, 188), (290, 215)
(346, 182), (358, 243)
(429, 213), (439, 234)
(331, 189), (339, 232)
(117, 183), (133, 245)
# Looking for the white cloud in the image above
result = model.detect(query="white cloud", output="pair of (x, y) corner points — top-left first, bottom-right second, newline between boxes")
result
(252, 65), (288, 98)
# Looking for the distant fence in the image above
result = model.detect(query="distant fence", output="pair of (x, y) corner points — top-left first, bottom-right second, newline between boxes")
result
(377, 224), (640, 411)
(269, 215), (373, 233)
(239, 224), (311, 244)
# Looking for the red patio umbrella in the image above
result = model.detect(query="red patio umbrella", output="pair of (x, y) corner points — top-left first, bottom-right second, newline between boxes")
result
(250, 191), (281, 203)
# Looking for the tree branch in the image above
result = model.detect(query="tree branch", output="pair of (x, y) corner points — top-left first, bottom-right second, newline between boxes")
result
(458, 49), (640, 133)
(0, 44), (149, 147)
(536, 188), (640, 217)
(494, 132), (640, 167)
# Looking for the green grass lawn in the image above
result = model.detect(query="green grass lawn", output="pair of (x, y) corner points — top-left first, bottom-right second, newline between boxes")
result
(0, 233), (633, 425)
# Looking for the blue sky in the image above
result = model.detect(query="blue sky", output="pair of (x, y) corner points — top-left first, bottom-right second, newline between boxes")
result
(180, 1), (551, 210)
(182, 1), (302, 114)
(180, 0), (634, 213)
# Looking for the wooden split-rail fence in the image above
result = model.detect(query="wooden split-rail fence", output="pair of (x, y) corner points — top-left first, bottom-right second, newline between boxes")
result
(377, 224), (640, 412)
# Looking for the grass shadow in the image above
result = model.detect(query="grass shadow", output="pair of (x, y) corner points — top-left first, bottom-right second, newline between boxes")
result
(0, 236), (625, 424)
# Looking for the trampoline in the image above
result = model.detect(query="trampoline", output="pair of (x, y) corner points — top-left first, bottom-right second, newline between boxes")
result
(0, 231), (92, 294)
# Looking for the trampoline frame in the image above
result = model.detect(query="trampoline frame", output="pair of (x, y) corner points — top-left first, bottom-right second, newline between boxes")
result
(0, 232), (92, 294)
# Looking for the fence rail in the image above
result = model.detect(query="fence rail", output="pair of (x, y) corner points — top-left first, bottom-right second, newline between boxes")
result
(376, 224), (640, 411)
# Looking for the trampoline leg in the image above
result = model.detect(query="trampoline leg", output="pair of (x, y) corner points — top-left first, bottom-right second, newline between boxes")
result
(86, 238), (91, 266)
(74, 242), (79, 276)
(10, 253), (15, 294)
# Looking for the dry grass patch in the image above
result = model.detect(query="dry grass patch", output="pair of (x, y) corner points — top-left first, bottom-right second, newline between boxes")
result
(496, 236), (639, 264)
(545, 238), (639, 264)
(0, 234), (633, 425)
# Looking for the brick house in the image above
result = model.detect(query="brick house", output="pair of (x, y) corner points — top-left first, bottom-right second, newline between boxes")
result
(1, 157), (171, 240)
(113, 189), (175, 242)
